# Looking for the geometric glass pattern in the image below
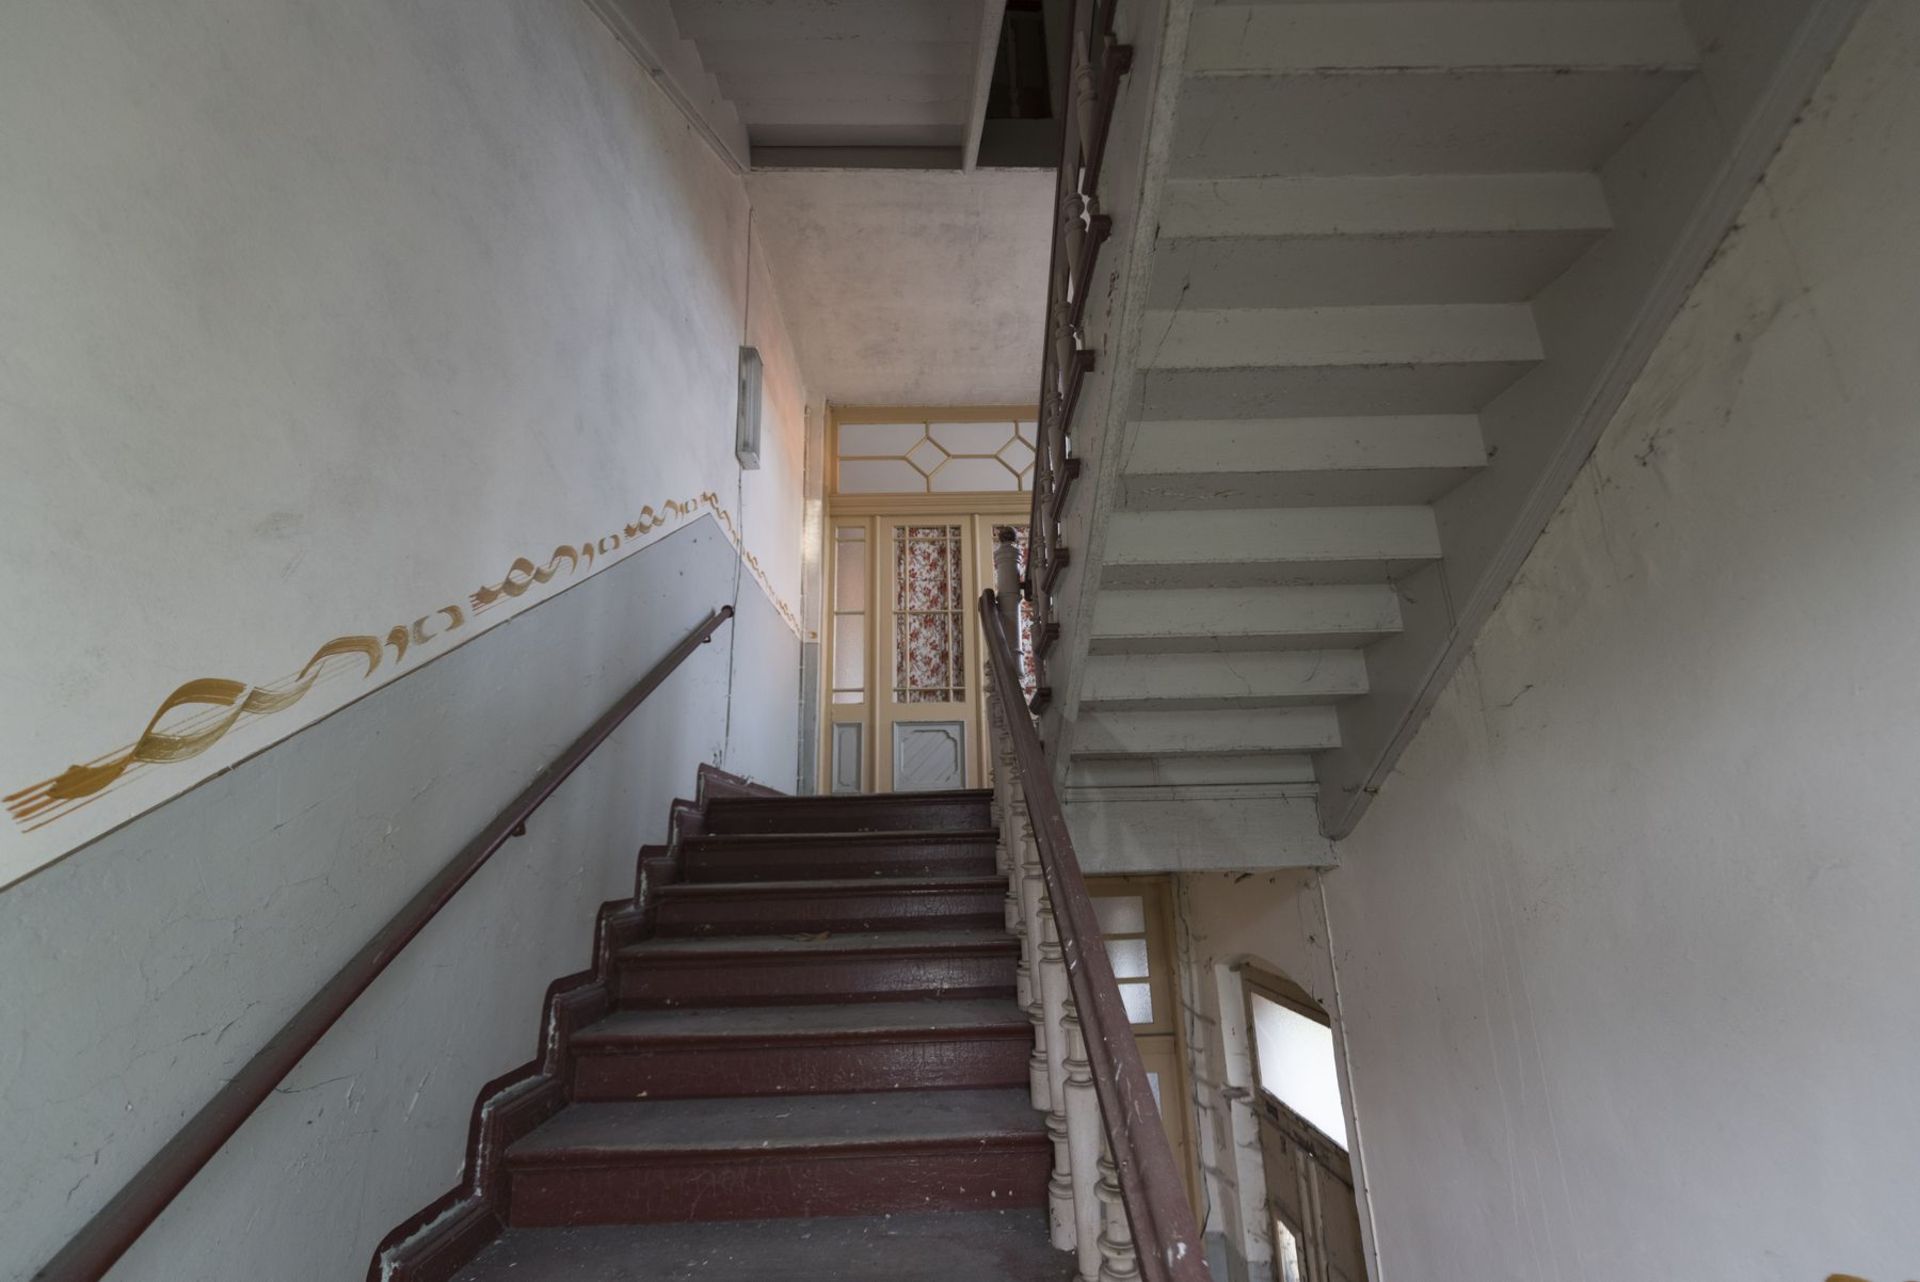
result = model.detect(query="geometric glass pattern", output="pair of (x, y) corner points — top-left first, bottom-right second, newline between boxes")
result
(892, 524), (964, 703)
(837, 420), (1036, 494)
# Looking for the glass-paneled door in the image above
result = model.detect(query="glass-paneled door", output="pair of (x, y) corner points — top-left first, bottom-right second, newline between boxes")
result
(822, 503), (1033, 795)
(876, 517), (977, 792)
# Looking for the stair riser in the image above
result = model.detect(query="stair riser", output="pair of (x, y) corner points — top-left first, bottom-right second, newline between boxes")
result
(656, 888), (1007, 936)
(617, 952), (1016, 1007)
(682, 848), (998, 883)
(506, 1145), (1051, 1226)
(704, 796), (993, 835)
(572, 1034), (1033, 1100)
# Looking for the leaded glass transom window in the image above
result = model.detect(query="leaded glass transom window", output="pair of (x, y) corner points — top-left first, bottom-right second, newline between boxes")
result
(836, 420), (1036, 495)
(892, 524), (964, 703)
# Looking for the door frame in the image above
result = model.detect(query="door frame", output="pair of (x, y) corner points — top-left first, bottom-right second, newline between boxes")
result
(821, 492), (1029, 794)
(1242, 965), (1368, 1282)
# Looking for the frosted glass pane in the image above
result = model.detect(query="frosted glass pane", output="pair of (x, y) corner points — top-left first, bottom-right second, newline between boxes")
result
(1107, 938), (1149, 980)
(1093, 895), (1146, 934)
(839, 422), (926, 455)
(1250, 993), (1348, 1148)
(1145, 1070), (1163, 1111)
(1119, 981), (1154, 1025)
(833, 615), (865, 692)
(930, 456), (1020, 492)
(997, 437), (1036, 470)
(834, 535), (868, 611)
(831, 691), (863, 705)
(930, 421), (1015, 455)
(838, 459), (927, 494)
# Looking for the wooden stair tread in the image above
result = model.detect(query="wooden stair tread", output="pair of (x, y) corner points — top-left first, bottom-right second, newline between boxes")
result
(508, 1089), (1046, 1161)
(684, 828), (999, 847)
(450, 1211), (1072, 1281)
(659, 874), (1007, 897)
(576, 998), (1029, 1045)
(621, 928), (1015, 959)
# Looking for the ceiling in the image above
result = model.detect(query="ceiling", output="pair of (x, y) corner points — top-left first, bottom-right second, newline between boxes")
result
(746, 167), (1053, 406)
(670, 0), (992, 165)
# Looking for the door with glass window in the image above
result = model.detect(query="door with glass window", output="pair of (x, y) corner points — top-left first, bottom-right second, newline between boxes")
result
(876, 517), (977, 791)
(1086, 875), (1202, 1212)
(1243, 968), (1368, 1282)
(824, 508), (1035, 795)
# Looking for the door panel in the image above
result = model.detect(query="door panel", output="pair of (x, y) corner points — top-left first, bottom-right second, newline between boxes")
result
(892, 720), (968, 791)
(875, 518), (978, 791)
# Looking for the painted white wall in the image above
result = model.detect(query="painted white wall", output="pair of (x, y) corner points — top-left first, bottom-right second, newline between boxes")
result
(1187, 8), (1920, 1281)
(0, 0), (815, 1275)
(0, 0), (808, 885)
(0, 521), (786, 1282)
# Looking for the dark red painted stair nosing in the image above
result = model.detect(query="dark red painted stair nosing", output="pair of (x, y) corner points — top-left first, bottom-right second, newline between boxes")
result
(508, 1129), (1047, 1168)
(571, 1021), (1031, 1052)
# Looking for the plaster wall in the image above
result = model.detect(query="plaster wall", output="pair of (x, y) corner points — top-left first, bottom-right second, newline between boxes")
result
(1184, 8), (1920, 1280)
(0, 519), (796, 1281)
(0, 0), (808, 885)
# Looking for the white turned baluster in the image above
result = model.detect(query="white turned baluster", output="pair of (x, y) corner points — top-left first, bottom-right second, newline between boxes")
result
(1097, 1146), (1141, 1281)
(1073, 50), (1098, 163)
(1063, 1009), (1104, 1282)
(1037, 906), (1077, 1250)
(1019, 821), (1051, 1111)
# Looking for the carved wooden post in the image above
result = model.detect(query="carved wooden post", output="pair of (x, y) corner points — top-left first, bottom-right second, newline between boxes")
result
(1097, 1145), (1142, 1281)
(1037, 906), (1077, 1250)
(1063, 1008), (1105, 1282)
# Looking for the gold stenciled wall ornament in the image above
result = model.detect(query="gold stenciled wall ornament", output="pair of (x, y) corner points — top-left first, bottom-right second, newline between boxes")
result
(4, 491), (798, 835)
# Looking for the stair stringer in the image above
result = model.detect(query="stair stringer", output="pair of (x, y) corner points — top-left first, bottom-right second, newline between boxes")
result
(364, 763), (776, 1282)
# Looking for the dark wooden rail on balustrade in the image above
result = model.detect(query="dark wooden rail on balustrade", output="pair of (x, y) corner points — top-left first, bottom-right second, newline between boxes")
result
(33, 605), (736, 1282)
(1024, 0), (1132, 712)
(979, 588), (1212, 1282)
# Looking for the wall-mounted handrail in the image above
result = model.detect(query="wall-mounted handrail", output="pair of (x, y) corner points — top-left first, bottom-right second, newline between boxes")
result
(33, 605), (736, 1282)
(978, 589), (1211, 1282)
(1023, 0), (1132, 711)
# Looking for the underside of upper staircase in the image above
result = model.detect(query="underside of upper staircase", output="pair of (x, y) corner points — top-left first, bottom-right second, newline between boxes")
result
(1039, 0), (1864, 865)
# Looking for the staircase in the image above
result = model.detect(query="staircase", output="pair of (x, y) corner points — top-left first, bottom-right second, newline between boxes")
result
(388, 786), (1075, 1281)
(1035, 0), (1854, 860)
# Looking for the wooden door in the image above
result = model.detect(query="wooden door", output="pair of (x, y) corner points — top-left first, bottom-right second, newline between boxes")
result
(1244, 968), (1368, 1282)
(874, 516), (979, 792)
(1086, 875), (1203, 1213)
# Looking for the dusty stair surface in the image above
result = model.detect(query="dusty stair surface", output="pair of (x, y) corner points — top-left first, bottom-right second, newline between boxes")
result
(450, 788), (1072, 1282)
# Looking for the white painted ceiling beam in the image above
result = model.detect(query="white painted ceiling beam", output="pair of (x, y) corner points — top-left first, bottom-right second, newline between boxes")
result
(670, 0), (979, 45)
(962, 0), (1009, 171)
(1188, 3), (1698, 76)
(695, 40), (975, 80)
(1068, 755), (1319, 789)
(1072, 708), (1343, 757)
(1139, 304), (1543, 371)
(1089, 585), (1404, 653)
(1103, 505), (1440, 587)
(1158, 173), (1613, 240)
(1080, 651), (1370, 712)
(1122, 415), (1487, 507)
(1172, 69), (1695, 177)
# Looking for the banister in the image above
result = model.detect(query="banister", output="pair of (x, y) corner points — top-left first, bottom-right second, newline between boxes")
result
(1024, 0), (1131, 709)
(978, 589), (1211, 1282)
(33, 604), (736, 1282)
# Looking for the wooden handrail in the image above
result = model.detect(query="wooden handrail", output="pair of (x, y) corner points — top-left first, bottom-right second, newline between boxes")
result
(33, 605), (736, 1282)
(978, 590), (1211, 1282)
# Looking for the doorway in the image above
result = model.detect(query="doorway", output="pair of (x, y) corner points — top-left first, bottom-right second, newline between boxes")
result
(820, 407), (1037, 795)
(1242, 966), (1368, 1282)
